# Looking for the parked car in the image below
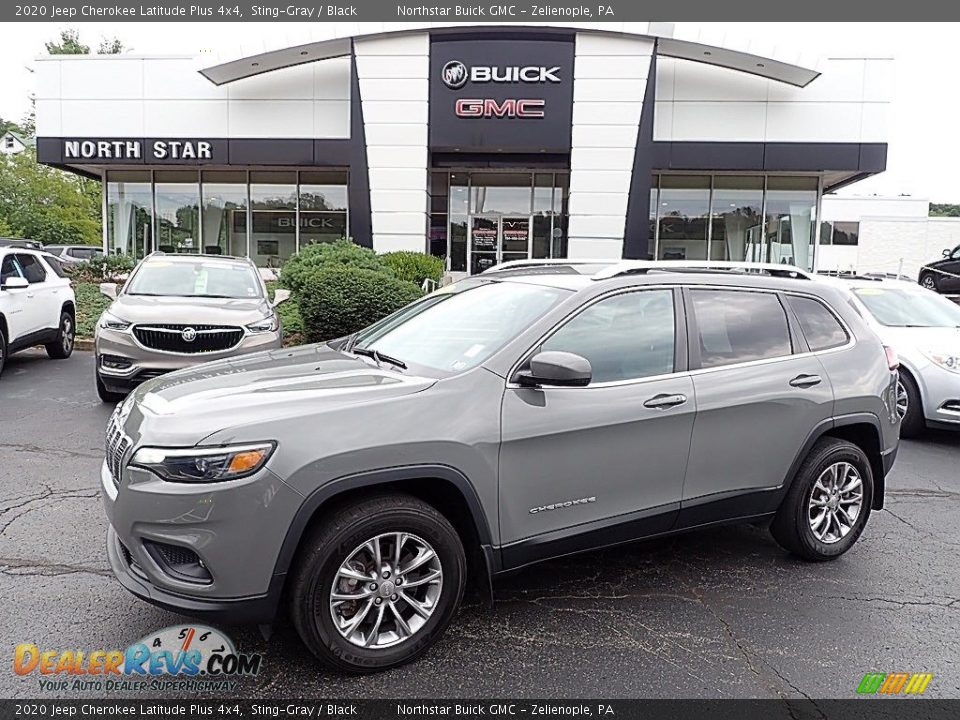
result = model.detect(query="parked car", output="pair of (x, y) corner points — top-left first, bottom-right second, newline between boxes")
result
(919, 244), (960, 294)
(94, 252), (289, 402)
(100, 261), (899, 672)
(820, 276), (960, 436)
(0, 237), (43, 250)
(0, 247), (76, 377)
(44, 244), (103, 264)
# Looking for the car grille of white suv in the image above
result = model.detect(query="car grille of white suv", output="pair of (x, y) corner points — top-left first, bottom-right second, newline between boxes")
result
(133, 324), (243, 354)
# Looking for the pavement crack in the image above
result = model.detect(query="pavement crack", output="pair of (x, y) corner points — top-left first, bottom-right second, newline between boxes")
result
(822, 594), (959, 610)
(0, 487), (100, 534)
(0, 557), (111, 578)
(0, 443), (103, 460)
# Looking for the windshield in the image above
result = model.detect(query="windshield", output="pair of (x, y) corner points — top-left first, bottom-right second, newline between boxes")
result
(853, 287), (960, 328)
(352, 280), (569, 374)
(125, 259), (263, 299)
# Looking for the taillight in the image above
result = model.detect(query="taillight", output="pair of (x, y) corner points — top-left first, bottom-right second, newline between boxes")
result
(884, 345), (900, 371)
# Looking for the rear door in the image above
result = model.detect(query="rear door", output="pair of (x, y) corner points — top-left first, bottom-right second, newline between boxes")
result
(14, 253), (61, 333)
(498, 287), (695, 556)
(681, 287), (835, 517)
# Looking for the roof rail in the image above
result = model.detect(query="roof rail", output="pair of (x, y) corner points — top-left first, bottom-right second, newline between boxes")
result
(591, 260), (815, 281)
(482, 258), (614, 273)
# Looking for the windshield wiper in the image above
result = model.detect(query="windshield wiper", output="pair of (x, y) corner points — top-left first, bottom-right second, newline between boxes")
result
(351, 347), (407, 370)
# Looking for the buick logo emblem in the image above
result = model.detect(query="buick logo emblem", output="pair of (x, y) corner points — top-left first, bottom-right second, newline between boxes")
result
(441, 60), (468, 89)
(181, 327), (197, 343)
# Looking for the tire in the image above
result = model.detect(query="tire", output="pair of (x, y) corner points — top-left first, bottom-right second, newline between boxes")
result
(919, 272), (939, 292)
(771, 438), (874, 561)
(289, 493), (466, 673)
(96, 371), (126, 403)
(0, 326), (6, 379)
(45, 310), (75, 359)
(897, 371), (926, 439)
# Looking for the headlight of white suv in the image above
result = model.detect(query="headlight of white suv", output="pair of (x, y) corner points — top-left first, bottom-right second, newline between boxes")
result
(130, 443), (276, 483)
(246, 315), (279, 333)
(99, 311), (131, 331)
(922, 349), (960, 374)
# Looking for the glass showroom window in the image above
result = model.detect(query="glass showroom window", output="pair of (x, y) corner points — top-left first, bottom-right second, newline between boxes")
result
(299, 170), (348, 246)
(154, 171), (201, 255)
(250, 171), (297, 268)
(657, 176), (710, 260)
(764, 176), (818, 270)
(429, 172), (449, 262)
(469, 173), (532, 215)
(448, 172), (469, 272)
(106, 171), (152, 259)
(711, 176), (763, 262)
(201, 171), (248, 257)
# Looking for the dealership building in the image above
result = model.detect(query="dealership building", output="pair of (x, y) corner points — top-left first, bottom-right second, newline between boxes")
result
(34, 23), (891, 275)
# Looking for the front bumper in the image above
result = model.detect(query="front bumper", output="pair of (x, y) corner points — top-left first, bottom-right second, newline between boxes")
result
(100, 457), (301, 623)
(917, 364), (960, 429)
(95, 327), (281, 392)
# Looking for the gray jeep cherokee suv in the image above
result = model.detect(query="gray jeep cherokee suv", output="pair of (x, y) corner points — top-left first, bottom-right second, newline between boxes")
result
(100, 262), (900, 672)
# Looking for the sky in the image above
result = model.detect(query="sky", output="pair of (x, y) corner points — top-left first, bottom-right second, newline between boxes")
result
(2, 21), (958, 202)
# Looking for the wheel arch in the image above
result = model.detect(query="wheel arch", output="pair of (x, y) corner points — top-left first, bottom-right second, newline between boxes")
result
(784, 415), (887, 511)
(61, 300), (76, 318)
(0, 312), (7, 341)
(273, 465), (496, 610)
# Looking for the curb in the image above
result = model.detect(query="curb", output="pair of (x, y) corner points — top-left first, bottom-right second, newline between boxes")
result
(76, 338), (95, 351)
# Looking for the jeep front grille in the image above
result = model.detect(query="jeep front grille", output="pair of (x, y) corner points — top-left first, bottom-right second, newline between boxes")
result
(105, 414), (131, 488)
(133, 324), (243, 354)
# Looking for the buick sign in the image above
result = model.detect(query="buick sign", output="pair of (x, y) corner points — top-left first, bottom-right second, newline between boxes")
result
(441, 60), (469, 89)
(441, 60), (561, 88)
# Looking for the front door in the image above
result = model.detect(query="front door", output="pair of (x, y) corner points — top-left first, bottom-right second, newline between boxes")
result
(469, 215), (531, 275)
(498, 288), (694, 559)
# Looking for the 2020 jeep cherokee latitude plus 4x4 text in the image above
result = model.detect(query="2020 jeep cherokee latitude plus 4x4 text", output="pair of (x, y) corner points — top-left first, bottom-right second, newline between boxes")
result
(100, 264), (900, 672)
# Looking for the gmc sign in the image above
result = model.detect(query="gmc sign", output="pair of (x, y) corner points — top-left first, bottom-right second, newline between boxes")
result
(455, 98), (546, 119)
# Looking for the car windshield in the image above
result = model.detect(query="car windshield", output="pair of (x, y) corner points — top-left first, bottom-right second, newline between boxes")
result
(125, 259), (263, 299)
(352, 279), (569, 374)
(853, 287), (960, 328)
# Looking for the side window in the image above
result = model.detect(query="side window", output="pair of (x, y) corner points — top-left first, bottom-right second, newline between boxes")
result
(42, 255), (69, 278)
(787, 295), (849, 351)
(15, 254), (47, 284)
(1, 255), (21, 284)
(541, 289), (675, 384)
(690, 290), (792, 369)
(68, 247), (98, 260)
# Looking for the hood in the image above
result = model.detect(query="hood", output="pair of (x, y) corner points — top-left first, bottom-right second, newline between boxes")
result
(110, 294), (272, 326)
(123, 344), (436, 445)
(877, 325), (960, 358)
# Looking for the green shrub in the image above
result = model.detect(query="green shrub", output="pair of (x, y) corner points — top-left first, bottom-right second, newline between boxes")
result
(298, 266), (422, 343)
(280, 238), (388, 295)
(381, 251), (444, 287)
(67, 254), (135, 283)
(74, 282), (113, 338)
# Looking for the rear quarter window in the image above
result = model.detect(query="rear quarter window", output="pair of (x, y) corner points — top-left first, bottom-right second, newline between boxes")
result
(786, 295), (849, 351)
(690, 289), (793, 369)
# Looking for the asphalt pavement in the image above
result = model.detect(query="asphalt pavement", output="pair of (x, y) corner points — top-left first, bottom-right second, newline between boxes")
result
(1, 348), (958, 699)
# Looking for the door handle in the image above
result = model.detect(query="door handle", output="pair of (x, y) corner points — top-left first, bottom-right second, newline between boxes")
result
(789, 374), (822, 388)
(643, 393), (687, 410)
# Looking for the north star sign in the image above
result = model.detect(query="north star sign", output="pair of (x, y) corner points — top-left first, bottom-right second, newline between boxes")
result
(63, 139), (213, 161)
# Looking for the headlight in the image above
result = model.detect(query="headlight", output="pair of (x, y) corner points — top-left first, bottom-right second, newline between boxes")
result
(246, 314), (279, 333)
(922, 349), (960, 374)
(130, 443), (275, 483)
(99, 311), (130, 331)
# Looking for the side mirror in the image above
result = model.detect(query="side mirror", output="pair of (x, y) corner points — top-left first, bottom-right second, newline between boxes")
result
(1, 276), (29, 290)
(271, 288), (291, 307)
(100, 282), (118, 300)
(516, 351), (592, 388)
(943, 248), (951, 258)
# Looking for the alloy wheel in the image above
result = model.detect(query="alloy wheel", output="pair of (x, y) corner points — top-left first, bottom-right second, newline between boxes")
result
(896, 379), (909, 419)
(921, 275), (937, 290)
(328, 532), (443, 649)
(808, 462), (863, 544)
(62, 316), (74, 354)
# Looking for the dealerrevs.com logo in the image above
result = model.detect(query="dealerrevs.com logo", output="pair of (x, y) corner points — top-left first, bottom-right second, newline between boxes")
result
(14, 625), (262, 693)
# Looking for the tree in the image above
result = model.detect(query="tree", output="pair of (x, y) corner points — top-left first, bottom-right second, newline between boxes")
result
(45, 29), (90, 55)
(98, 37), (127, 55)
(0, 118), (25, 137)
(930, 203), (960, 218)
(0, 149), (101, 245)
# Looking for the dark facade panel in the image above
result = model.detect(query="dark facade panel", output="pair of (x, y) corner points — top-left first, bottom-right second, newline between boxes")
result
(663, 141), (766, 170)
(763, 142), (861, 171)
(650, 141), (887, 173)
(228, 139), (315, 165)
(347, 43), (373, 249)
(623, 53), (658, 260)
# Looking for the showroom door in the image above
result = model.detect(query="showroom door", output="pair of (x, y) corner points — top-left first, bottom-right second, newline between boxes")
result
(468, 215), (532, 275)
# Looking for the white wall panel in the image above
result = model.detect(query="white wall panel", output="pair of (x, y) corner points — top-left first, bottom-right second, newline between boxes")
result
(567, 238), (624, 259)
(229, 63), (315, 100)
(371, 189), (431, 212)
(862, 59), (894, 103)
(313, 101), (351, 138)
(571, 147), (637, 173)
(569, 170), (633, 194)
(859, 104), (889, 143)
(366, 145), (428, 169)
(673, 60), (769, 102)
(571, 101), (644, 126)
(372, 235), (428, 253)
(144, 58), (226, 100)
(371, 211), (428, 235)
(671, 102), (767, 141)
(767, 58), (863, 103)
(765, 102), (862, 142)
(568, 214), (630, 239)
(229, 100), (314, 137)
(60, 59), (143, 100)
(144, 101), (229, 136)
(361, 101), (429, 124)
(33, 60), (61, 101)
(575, 56), (649, 79)
(367, 168), (428, 191)
(568, 192), (630, 216)
(652, 102), (673, 141)
(358, 79), (429, 102)
(313, 57), (352, 100)
(355, 55), (429, 80)
(60, 100), (144, 136)
(572, 124), (645, 148)
(33, 99), (62, 136)
(364, 124), (428, 147)
(576, 33), (655, 56)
